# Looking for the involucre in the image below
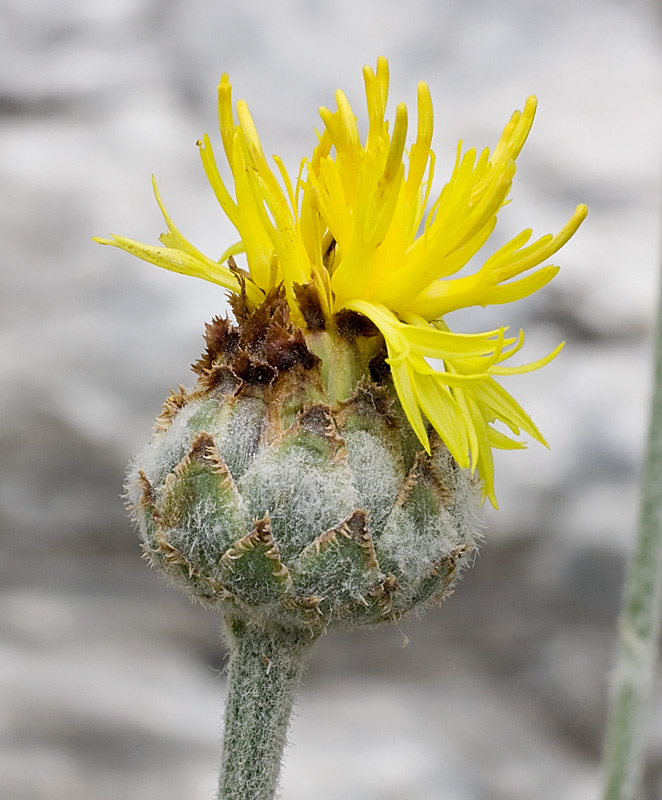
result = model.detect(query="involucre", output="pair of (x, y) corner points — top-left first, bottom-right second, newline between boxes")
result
(128, 288), (481, 633)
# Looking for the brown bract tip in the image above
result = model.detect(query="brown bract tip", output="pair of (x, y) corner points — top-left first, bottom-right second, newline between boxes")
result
(192, 317), (238, 377)
(252, 514), (273, 544)
(188, 432), (218, 467)
(137, 469), (156, 509)
(342, 379), (397, 425)
(194, 286), (320, 391)
(368, 348), (390, 384)
(340, 509), (370, 543)
(231, 352), (278, 386)
(207, 365), (243, 397)
(334, 309), (380, 340)
(155, 385), (190, 432)
(298, 404), (338, 439)
(398, 451), (454, 508)
(339, 509), (379, 570)
(293, 282), (326, 331)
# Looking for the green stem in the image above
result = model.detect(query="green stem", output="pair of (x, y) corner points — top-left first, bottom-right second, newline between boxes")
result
(602, 272), (662, 799)
(218, 617), (318, 800)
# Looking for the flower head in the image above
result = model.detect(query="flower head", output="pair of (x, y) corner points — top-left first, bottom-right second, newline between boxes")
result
(97, 57), (586, 506)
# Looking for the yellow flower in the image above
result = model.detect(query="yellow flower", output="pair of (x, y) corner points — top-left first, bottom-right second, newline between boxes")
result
(96, 57), (586, 507)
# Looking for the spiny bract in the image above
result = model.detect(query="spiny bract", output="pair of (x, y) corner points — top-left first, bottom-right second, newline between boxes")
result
(128, 289), (481, 631)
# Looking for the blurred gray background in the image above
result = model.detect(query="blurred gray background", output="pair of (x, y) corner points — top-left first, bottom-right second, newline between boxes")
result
(2, 0), (661, 798)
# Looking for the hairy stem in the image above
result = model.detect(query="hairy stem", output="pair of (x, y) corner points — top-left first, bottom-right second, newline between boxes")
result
(602, 268), (662, 799)
(218, 617), (318, 800)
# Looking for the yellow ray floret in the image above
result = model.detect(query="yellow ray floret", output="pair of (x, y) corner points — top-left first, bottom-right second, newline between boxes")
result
(95, 56), (586, 506)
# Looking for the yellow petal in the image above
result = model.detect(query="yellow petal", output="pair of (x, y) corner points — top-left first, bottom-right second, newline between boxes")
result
(97, 61), (586, 507)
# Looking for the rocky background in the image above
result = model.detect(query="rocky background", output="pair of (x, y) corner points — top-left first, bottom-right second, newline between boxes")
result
(1, 0), (661, 798)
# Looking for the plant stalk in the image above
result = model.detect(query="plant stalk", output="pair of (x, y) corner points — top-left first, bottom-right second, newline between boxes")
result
(602, 265), (662, 799)
(218, 617), (318, 800)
